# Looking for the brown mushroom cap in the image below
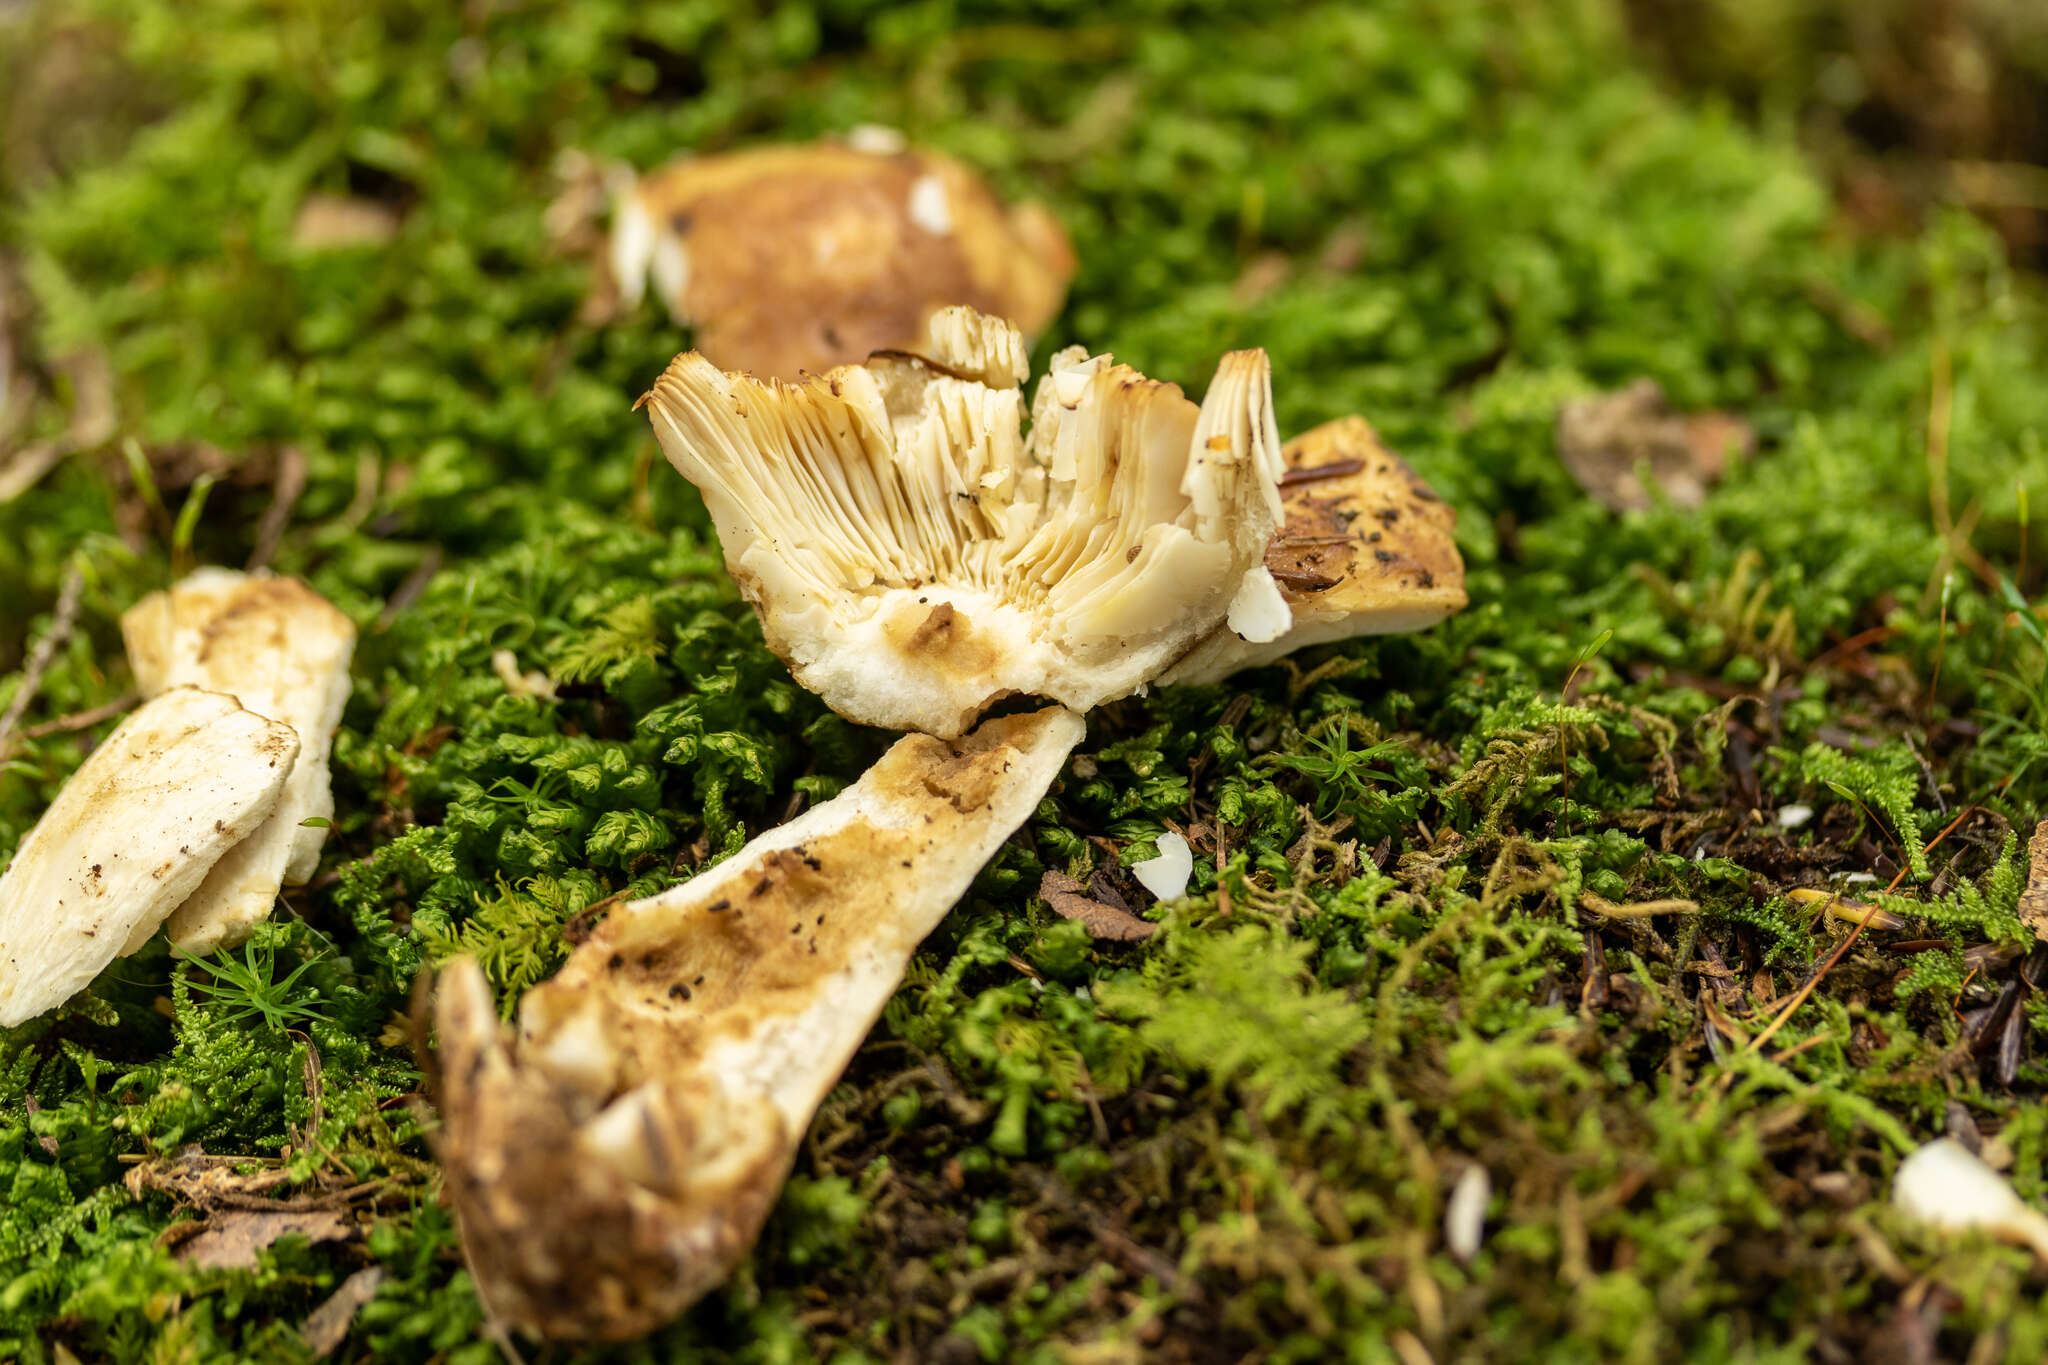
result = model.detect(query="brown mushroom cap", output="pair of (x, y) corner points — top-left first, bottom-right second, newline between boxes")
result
(1166, 415), (1468, 684)
(0, 687), (300, 1026)
(612, 140), (1075, 380)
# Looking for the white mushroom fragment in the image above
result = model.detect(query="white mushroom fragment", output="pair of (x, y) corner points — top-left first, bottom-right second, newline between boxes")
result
(1445, 1163), (1491, 1263)
(121, 568), (357, 954)
(1131, 830), (1194, 902)
(611, 139), (1074, 380)
(434, 704), (1085, 1339)
(1167, 415), (1467, 685)
(1894, 1138), (2048, 1261)
(642, 307), (1286, 738)
(0, 687), (298, 1026)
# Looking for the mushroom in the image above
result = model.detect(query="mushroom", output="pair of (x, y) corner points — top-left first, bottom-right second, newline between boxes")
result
(640, 306), (1287, 738)
(432, 315), (1470, 1340)
(434, 704), (1084, 1339)
(1166, 415), (1467, 684)
(0, 687), (299, 1026)
(611, 139), (1075, 380)
(121, 568), (357, 954)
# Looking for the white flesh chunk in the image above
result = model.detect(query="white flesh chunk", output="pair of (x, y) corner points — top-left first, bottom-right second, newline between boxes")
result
(1132, 830), (1194, 901)
(1894, 1138), (2048, 1260)
(0, 687), (299, 1026)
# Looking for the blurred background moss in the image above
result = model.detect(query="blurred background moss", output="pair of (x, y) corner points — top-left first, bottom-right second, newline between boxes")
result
(1626, 0), (2048, 267)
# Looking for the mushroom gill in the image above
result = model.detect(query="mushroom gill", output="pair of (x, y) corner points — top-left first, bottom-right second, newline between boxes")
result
(640, 307), (1286, 738)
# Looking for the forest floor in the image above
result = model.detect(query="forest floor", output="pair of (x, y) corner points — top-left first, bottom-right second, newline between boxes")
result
(3, 2), (2048, 1362)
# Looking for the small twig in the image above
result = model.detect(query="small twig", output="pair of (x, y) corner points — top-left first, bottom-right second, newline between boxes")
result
(1580, 894), (1699, 920)
(1278, 458), (1365, 487)
(0, 561), (86, 761)
(374, 548), (443, 633)
(18, 693), (137, 742)
(247, 445), (309, 571)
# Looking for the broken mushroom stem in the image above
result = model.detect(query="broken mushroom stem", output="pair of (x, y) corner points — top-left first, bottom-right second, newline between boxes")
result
(433, 705), (1084, 1340)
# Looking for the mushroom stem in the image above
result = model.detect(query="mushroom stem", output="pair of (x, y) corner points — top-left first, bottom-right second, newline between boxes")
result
(433, 704), (1085, 1340)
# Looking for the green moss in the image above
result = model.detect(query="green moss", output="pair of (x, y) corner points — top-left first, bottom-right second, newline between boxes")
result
(5, 0), (2048, 1359)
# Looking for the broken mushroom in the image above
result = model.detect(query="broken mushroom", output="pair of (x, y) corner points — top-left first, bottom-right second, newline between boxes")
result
(612, 139), (1075, 380)
(0, 687), (299, 1027)
(434, 704), (1085, 1339)
(641, 306), (1286, 738)
(121, 568), (357, 954)
(1166, 415), (1467, 684)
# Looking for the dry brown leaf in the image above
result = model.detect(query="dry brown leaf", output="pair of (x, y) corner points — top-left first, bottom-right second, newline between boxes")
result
(178, 1208), (352, 1270)
(1039, 868), (1158, 941)
(291, 194), (401, 251)
(301, 1266), (386, 1357)
(1556, 378), (1755, 512)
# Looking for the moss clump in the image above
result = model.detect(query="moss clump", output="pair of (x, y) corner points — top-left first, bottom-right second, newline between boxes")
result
(4, 0), (2048, 1360)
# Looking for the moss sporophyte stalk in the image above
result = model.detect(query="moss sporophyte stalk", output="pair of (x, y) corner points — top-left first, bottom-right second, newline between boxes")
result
(6, 1), (2048, 1361)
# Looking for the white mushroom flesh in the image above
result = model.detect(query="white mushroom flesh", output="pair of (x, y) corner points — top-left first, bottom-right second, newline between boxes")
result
(643, 307), (1285, 737)
(121, 568), (357, 954)
(434, 703), (1086, 1339)
(1132, 830), (1194, 902)
(0, 687), (299, 1026)
(1894, 1138), (2048, 1260)
(1445, 1164), (1491, 1263)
